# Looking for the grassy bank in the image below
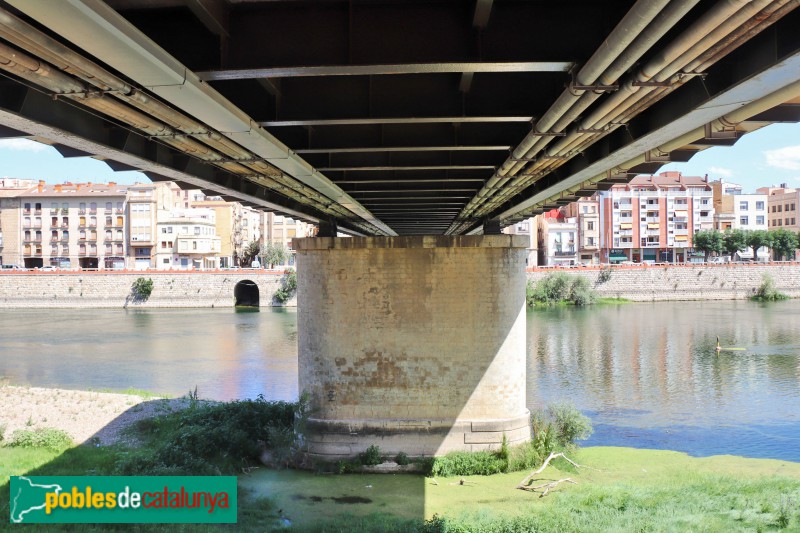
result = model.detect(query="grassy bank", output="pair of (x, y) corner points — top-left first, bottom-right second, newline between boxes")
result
(3, 443), (799, 531)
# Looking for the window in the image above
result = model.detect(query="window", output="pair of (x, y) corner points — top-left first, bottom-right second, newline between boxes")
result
(194, 227), (200, 235)
(23, 202), (31, 213)
(242, 219), (248, 227)
(772, 205), (777, 213)
(739, 201), (749, 210)
(193, 242), (197, 250)
(792, 203), (797, 211)
(786, 218), (791, 225)
(587, 221), (594, 230)
(89, 202), (97, 213)
(791, 218), (796, 225)
(90, 216), (97, 227)
(587, 237), (595, 246)
(50, 202), (58, 213)
(756, 201), (765, 210)
(739, 216), (749, 225)
(163, 258), (170, 264)
(786, 204), (791, 212)
(79, 202), (86, 212)
(756, 216), (765, 225)
(116, 201), (123, 211)
(105, 202), (112, 211)
(778, 205), (783, 212)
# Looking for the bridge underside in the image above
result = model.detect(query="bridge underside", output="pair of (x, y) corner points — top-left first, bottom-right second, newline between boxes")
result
(2, 1), (800, 460)
(0, 1), (799, 235)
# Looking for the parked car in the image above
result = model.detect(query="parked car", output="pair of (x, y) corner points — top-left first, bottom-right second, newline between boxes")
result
(1, 265), (24, 270)
(708, 257), (727, 264)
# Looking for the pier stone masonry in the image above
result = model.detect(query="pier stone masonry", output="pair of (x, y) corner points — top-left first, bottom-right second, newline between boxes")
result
(294, 235), (530, 459)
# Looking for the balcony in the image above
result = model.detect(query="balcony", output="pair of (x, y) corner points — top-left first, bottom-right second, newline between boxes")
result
(79, 209), (86, 215)
(553, 250), (577, 257)
(60, 235), (70, 242)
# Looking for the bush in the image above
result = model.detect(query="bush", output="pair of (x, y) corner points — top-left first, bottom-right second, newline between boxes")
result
(527, 273), (597, 306)
(131, 277), (154, 301)
(115, 395), (306, 475)
(9, 427), (73, 452)
(358, 444), (382, 466)
(274, 270), (298, 303)
(395, 451), (410, 466)
(752, 274), (789, 301)
(545, 402), (593, 447)
(597, 266), (612, 284)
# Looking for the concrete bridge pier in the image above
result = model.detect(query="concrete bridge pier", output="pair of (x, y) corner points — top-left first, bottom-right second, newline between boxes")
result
(294, 235), (530, 459)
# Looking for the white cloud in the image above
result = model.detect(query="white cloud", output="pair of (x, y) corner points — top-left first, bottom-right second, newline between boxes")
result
(764, 145), (800, 170)
(0, 139), (49, 152)
(709, 166), (733, 177)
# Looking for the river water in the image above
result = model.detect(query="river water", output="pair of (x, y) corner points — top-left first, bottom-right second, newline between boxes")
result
(1, 301), (798, 461)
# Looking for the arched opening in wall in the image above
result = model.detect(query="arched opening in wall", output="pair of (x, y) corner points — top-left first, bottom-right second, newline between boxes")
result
(234, 280), (259, 307)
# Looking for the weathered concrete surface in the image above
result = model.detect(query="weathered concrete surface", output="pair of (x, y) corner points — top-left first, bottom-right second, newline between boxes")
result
(295, 235), (531, 459)
(0, 271), (296, 308)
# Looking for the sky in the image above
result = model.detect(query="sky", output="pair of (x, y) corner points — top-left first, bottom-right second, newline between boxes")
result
(1, 122), (800, 192)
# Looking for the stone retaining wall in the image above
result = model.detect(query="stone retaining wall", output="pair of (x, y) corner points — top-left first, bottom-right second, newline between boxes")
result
(0, 270), (297, 308)
(526, 263), (800, 301)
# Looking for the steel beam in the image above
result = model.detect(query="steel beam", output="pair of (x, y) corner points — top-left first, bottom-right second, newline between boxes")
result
(261, 117), (532, 127)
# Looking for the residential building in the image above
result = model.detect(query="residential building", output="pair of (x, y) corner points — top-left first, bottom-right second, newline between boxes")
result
(562, 197), (601, 264)
(0, 179), (35, 266)
(711, 179), (768, 259)
(127, 183), (158, 269)
(757, 183), (800, 233)
(18, 181), (128, 269)
(191, 198), (263, 267)
(155, 207), (221, 269)
(264, 213), (316, 266)
(598, 171), (714, 263)
(536, 209), (579, 266)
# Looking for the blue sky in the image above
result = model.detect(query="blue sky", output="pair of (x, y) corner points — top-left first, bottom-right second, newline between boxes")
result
(2, 122), (800, 192)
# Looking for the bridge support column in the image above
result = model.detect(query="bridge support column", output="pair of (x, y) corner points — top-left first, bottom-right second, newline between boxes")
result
(294, 235), (530, 459)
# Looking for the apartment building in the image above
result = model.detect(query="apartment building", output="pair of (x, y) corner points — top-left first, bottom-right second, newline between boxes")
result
(264, 213), (316, 266)
(757, 184), (800, 232)
(562, 197), (601, 264)
(598, 171), (714, 263)
(536, 209), (579, 266)
(155, 207), (221, 270)
(17, 182), (128, 269)
(711, 180), (768, 232)
(127, 183), (159, 269)
(191, 198), (263, 267)
(0, 179), (36, 266)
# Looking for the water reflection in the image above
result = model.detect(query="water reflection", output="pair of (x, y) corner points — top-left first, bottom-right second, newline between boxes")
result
(1, 300), (799, 460)
(527, 300), (800, 460)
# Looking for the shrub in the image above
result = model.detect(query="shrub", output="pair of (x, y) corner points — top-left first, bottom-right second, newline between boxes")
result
(527, 273), (596, 306)
(395, 451), (410, 466)
(131, 277), (154, 301)
(359, 444), (382, 466)
(546, 402), (593, 447)
(597, 266), (612, 284)
(274, 270), (298, 303)
(752, 274), (789, 301)
(9, 427), (73, 452)
(115, 395), (306, 475)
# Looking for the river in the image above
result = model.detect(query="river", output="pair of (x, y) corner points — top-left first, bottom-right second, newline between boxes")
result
(1, 301), (798, 461)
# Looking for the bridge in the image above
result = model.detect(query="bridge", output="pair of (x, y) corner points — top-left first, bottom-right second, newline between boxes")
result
(1, 0), (799, 459)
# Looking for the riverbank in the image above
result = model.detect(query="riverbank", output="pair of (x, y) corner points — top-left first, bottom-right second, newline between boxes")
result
(528, 261), (800, 301)
(0, 270), (297, 308)
(0, 385), (190, 446)
(2, 386), (800, 530)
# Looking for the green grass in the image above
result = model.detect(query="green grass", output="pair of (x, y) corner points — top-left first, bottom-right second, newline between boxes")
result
(3, 444), (800, 532)
(88, 387), (167, 399)
(596, 297), (631, 304)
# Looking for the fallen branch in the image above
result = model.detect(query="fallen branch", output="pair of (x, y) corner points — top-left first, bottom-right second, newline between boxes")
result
(517, 452), (591, 490)
(519, 477), (577, 497)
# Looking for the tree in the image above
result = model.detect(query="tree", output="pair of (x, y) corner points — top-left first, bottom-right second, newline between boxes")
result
(722, 229), (748, 261)
(262, 241), (288, 268)
(692, 230), (723, 261)
(240, 240), (261, 266)
(770, 228), (799, 260)
(745, 229), (772, 262)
